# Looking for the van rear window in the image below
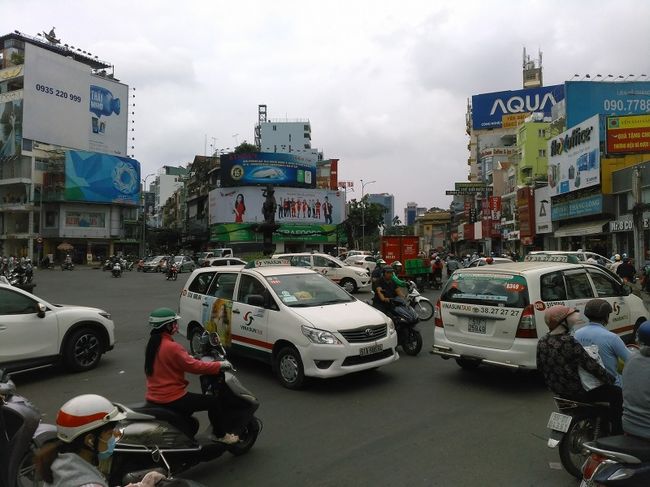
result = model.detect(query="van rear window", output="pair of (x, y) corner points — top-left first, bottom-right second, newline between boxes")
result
(441, 273), (529, 308)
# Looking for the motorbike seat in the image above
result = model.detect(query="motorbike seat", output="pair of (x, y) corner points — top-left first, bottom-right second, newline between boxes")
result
(129, 402), (200, 439)
(594, 434), (650, 462)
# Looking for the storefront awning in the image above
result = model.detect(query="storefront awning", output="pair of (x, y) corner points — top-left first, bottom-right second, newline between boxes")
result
(554, 220), (609, 238)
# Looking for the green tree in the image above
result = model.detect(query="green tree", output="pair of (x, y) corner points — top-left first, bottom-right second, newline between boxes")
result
(345, 195), (385, 249)
(234, 141), (258, 154)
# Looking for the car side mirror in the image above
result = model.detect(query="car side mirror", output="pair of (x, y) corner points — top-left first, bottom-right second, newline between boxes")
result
(37, 302), (47, 318)
(621, 284), (632, 296)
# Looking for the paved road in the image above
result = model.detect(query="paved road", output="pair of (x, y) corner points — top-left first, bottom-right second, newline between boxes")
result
(13, 267), (579, 487)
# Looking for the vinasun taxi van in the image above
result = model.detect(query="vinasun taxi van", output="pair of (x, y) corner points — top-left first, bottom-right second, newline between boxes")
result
(178, 259), (398, 389)
(431, 254), (648, 370)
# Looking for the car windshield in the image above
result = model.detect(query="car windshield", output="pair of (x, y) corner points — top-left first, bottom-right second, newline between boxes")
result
(174, 256), (183, 263)
(265, 272), (355, 307)
(441, 272), (530, 308)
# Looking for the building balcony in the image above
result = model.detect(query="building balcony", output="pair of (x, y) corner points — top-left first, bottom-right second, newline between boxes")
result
(0, 177), (31, 186)
(0, 202), (35, 211)
(0, 232), (35, 240)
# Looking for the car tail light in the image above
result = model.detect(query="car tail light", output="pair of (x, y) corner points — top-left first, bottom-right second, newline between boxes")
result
(582, 453), (607, 481)
(515, 304), (537, 338)
(434, 299), (443, 328)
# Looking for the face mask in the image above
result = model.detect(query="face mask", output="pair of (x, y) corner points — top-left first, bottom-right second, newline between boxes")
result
(170, 322), (179, 335)
(97, 434), (117, 460)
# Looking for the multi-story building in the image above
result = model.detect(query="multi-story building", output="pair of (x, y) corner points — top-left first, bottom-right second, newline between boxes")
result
(404, 202), (426, 226)
(367, 193), (394, 227)
(0, 29), (139, 263)
(150, 165), (187, 227)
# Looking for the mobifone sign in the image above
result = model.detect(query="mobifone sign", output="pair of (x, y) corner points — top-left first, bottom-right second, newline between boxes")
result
(471, 85), (564, 129)
(547, 115), (600, 195)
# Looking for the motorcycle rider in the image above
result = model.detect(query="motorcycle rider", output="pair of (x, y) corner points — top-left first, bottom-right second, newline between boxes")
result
(431, 257), (443, 288)
(34, 394), (164, 487)
(372, 266), (399, 316)
(574, 298), (631, 387)
(371, 259), (407, 291)
(445, 254), (460, 277)
(144, 308), (240, 444)
(622, 321), (650, 439)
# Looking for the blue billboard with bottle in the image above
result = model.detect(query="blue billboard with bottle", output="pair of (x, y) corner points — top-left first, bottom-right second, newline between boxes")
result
(566, 81), (650, 128)
(220, 152), (316, 188)
(471, 85), (565, 129)
(65, 150), (141, 205)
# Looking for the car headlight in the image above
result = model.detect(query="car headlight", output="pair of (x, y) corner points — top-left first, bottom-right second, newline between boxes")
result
(301, 325), (342, 345)
(99, 311), (112, 320)
(387, 318), (396, 336)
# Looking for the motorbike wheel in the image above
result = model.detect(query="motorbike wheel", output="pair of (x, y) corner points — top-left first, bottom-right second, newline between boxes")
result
(402, 328), (422, 356)
(274, 345), (306, 390)
(63, 327), (102, 372)
(16, 443), (41, 487)
(229, 417), (262, 456)
(412, 300), (434, 321)
(558, 414), (604, 479)
(172, 273), (177, 281)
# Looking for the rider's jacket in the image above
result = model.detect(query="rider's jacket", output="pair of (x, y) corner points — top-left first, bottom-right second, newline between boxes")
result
(623, 349), (650, 439)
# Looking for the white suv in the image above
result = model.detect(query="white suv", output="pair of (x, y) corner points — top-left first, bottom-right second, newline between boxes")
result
(273, 252), (370, 293)
(431, 258), (647, 371)
(0, 283), (115, 373)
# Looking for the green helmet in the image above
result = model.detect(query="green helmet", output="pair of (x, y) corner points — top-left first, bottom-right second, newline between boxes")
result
(149, 307), (180, 329)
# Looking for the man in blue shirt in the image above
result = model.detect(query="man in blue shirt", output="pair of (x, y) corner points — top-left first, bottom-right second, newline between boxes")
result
(574, 298), (630, 434)
(623, 321), (650, 439)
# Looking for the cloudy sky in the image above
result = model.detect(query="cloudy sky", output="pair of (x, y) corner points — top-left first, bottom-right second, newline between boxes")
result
(10, 0), (650, 215)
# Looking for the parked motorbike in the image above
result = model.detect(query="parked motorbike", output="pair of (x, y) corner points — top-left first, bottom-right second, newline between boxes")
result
(406, 280), (434, 321)
(7, 270), (36, 293)
(546, 396), (612, 479)
(581, 434), (650, 486)
(61, 261), (74, 271)
(136, 259), (145, 272)
(107, 331), (261, 485)
(112, 262), (122, 278)
(103, 259), (113, 271)
(0, 369), (58, 487)
(166, 264), (178, 281)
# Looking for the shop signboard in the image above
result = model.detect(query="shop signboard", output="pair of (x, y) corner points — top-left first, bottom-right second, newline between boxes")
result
(534, 186), (553, 234)
(220, 152), (316, 188)
(609, 217), (650, 232)
(547, 114), (600, 195)
(64, 150), (141, 205)
(566, 81), (650, 129)
(210, 223), (337, 243)
(517, 187), (536, 239)
(606, 114), (650, 154)
(551, 194), (603, 221)
(23, 43), (128, 156)
(208, 186), (344, 225)
(471, 84), (564, 129)
(0, 98), (23, 158)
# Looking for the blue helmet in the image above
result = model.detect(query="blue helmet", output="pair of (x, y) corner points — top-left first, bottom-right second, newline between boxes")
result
(637, 320), (650, 346)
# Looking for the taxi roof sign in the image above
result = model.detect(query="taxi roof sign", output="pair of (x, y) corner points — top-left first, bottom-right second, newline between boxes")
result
(245, 258), (291, 269)
(524, 253), (580, 264)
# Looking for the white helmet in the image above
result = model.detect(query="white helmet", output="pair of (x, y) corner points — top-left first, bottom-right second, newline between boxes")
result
(56, 394), (127, 443)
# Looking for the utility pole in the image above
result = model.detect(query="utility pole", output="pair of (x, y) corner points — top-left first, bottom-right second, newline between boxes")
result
(361, 179), (376, 250)
(633, 164), (647, 271)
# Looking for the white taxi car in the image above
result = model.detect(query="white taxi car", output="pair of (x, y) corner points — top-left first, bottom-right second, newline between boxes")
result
(0, 282), (115, 373)
(431, 254), (647, 370)
(273, 252), (371, 293)
(179, 260), (398, 389)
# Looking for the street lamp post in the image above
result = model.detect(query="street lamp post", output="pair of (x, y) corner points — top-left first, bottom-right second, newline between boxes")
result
(141, 173), (155, 256)
(360, 179), (376, 250)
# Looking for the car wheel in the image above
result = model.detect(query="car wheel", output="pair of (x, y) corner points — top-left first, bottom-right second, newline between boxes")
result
(340, 278), (357, 294)
(274, 345), (306, 389)
(456, 358), (480, 370)
(63, 327), (103, 372)
(188, 325), (205, 356)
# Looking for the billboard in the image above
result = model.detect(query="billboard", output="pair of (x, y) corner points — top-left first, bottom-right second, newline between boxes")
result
(547, 115), (600, 195)
(210, 223), (337, 243)
(606, 114), (650, 154)
(566, 81), (650, 128)
(471, 85), (564, 129)
(23, 43), (128, 155)
(220, 152), (316, 188)
(534, 186), (552, 234)
(65, 150), (141, 205)
(0, 97), (22, 158)
(209, 186), (344, 225)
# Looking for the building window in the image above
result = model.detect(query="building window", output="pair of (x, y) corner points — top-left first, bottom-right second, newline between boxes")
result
(273, 125), (277, 131)
(538, 129), (546, 137)
(538, 149), (546, 157)
(22, 139), (32, 151)
(289, 134), (292, 142)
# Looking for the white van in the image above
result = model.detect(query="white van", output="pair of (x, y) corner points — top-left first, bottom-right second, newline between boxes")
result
(273, 252), (371, 293)
(431, 257), (647, 370)
(178, 260), (398, 389)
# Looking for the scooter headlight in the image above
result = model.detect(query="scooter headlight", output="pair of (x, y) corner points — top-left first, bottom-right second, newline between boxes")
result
(301, 325), (342, 345)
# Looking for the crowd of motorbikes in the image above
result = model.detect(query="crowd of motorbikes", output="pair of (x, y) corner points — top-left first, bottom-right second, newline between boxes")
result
(1, 331), (260, 487)
(0, 257), (35, 292)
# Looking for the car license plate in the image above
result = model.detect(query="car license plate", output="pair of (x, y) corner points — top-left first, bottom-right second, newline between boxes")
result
(359, 344), (383, 356)
(467, 318), (487, 334)
(547, 412), (572, 433)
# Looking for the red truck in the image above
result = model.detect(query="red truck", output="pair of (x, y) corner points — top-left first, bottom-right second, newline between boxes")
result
(381, 235), (420, 265)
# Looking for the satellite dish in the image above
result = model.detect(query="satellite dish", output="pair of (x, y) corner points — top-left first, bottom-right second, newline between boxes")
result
(43, 27), (60, 45)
